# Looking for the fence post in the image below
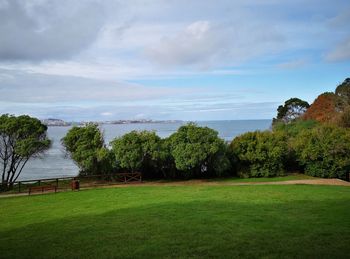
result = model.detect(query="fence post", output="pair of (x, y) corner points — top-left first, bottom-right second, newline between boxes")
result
(38, 180), (41, 186)
(56, 178), (58, 187)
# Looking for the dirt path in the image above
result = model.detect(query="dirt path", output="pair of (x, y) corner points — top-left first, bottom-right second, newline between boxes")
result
(135, 178), (350, 187)
(1, 179), (349, 198)
(227, 179), (350, 186)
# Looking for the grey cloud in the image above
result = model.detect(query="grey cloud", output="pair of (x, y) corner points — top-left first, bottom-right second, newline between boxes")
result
(326, 37), (350, 62)
(0, 67), (277, 120)
(277, 59), (307, 69)
(0, 0), (105, 61)
(0, 101), (278, 121)
(0, 68), (188, 103)
(144, 20), (285, 68)
(328, 8), (350, 28)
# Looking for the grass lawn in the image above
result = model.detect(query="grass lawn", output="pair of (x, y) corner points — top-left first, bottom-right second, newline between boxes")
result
(0, 185), (349, 258)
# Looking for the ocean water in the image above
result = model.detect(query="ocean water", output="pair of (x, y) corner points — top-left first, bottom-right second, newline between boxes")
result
(19, 120), (271, 180)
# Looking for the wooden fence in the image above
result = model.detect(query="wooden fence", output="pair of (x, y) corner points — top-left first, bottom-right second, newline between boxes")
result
(9, 172), (142, 193)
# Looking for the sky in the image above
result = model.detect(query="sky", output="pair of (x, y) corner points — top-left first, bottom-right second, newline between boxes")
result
(0, 0), (349, 121)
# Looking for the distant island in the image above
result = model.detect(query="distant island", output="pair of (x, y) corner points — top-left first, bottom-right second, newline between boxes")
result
(41, 118), (183, 126)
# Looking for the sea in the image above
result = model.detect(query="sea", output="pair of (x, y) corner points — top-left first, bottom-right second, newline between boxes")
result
(20, 120), (271, 180)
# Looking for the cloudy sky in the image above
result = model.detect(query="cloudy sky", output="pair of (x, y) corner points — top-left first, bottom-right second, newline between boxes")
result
(0, 0), (349, 121)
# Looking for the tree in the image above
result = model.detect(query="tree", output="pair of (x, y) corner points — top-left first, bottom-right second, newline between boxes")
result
(335, 78), (350, 109)
(111, 130), (164, 175)
(61, 124), (113, 175)
(273, 98), (310, 125)
(167, 123), (230, 178)
(0, 114), (51, 190)
(302, 92), (338, 123)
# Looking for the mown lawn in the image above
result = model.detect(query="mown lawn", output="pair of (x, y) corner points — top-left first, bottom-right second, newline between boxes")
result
(0, 185), (349, 258)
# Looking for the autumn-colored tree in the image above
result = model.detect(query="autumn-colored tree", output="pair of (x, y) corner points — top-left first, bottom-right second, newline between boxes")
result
(303, 92), (338, 123)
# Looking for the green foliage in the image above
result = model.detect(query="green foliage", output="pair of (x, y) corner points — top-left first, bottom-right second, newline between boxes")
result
(168, 123), (230, 178)
(273, 119), (319, 137)
(111, 130), (164, 175)
(291, 125), (350, 179)
(273, 98), (310, 125)
(61, 124), (112, 175)
(0, 114), (51, 190)
(230, 131), (288, 177)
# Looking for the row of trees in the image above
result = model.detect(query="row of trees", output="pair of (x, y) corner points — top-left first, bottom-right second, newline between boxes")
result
(234, 121), (350, 179)
(273, 78), (350, 127)
(62, 123), (231, 179)
(1, 78), (349, 190)
(62, 121), (350, 181)
(61, 78), (350, 180)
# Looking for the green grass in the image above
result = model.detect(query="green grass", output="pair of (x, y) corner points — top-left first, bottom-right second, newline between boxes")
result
(2, 174), (316, 195)
(0, 185), (349, 258)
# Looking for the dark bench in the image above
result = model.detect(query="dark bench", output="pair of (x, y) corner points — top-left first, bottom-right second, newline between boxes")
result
(28, 185), (57, 195)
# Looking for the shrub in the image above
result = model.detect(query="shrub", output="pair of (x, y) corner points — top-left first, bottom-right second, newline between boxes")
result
(167, 123), (230, 178)
(272, 120), (320, 171)
(230, 131), (288, 177)
(291, 125), (350, 179)
(337, 106), (350, 128)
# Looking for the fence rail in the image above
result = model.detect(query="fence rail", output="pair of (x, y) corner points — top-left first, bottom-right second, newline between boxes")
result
(5, 173), (142, 193)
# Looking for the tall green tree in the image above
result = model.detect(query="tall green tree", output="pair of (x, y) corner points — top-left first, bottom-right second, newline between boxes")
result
(167, 123), (230, 178)
(0, 114), (51, 190)
(61, 124), (113, 175)
(230, 131), (288, 177)
(335, 78), (350, 109)
(273, 98), (310, 125)
(111, 130), (164, 176)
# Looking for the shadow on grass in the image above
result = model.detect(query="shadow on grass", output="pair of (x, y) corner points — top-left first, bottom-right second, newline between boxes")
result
(0, 198), (349, 259)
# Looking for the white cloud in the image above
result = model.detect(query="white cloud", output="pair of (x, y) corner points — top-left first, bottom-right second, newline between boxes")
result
(101, 112), (113, 116)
